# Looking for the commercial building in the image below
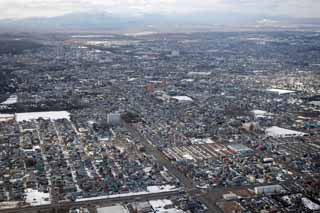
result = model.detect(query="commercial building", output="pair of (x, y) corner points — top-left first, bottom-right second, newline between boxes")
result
(254, 185), (283, 195)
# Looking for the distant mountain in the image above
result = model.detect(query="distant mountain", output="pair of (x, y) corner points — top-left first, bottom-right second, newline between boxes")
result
(1, 11), (320, 32)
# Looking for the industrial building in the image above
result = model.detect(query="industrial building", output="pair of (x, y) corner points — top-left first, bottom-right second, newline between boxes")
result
(227, 144), (253, 156)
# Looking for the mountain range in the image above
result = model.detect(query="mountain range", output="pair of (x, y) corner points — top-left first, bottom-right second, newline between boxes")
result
(1, 11), (320, 32)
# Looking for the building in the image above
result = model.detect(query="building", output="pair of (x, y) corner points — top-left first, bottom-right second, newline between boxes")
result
(254, 185), (283, 195)
(107, 113), (121, 126)
(171, 96), (193, 103)
(265, 126), (307, 138)
(0, 114), (15, 122)
(97, 205), (129, 213)
(228, 144), (253, 156)
(130, 202), (152, 213)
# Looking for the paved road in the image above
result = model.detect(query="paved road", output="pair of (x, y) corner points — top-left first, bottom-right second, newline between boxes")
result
(124, 122), (223, 213)
(0, 190), (182, 213)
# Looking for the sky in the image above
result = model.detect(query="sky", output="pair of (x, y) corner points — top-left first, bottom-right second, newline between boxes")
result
(0, 0), (319, 20)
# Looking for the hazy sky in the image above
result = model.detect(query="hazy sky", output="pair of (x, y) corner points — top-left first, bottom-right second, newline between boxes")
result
(0, 0), (319, 19)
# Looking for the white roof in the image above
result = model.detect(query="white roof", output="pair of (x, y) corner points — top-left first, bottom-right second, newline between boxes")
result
(183, 153), (194, 160)
(172, 96), (193, 102)
(1, 95), (17, 105)
(97, 206), (128, 213)
(252, 110), (268, 115)
(302, 197), (320, 210)
(149, 199), (184, 213)
(266, 88), (296, 95)
(190, 138), (214, 145)
(0, 114), (14, 118)
(25, 189), (50, 206)
(147, 185), (176, 193)
(266, 126), (307, 138)
(188, 71), (211, 76)
(15, 111), (70, 122)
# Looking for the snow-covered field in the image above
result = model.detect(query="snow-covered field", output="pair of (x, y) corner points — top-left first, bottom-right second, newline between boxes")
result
(15, 111), (70, 122)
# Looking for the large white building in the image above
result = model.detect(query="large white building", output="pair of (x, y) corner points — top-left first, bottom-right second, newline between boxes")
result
(265, 126), (307, 138)
(254, 185), (283, 195)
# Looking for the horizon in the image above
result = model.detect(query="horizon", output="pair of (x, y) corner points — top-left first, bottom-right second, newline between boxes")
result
(1, 0), (320, 20)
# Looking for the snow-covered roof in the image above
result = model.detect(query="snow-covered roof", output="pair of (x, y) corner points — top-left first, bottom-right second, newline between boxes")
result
(0, 114), (14, 118)
(252, 110), (268, 115)
(0, 114), (15, 122)
(15, 111), (70, 122)
(149, 199), (184, 213)
(188, 71), (211, 76)
(266, 88), (296, 95)
(265, 126), (307, 138)
(97, 206), (128, 213)
(171, 96), (193, 102)
(25, 189), (50, 206)
(302, 197), (320, 210)
(190, 138), (214, 145)
(183, 153), (194, 160)
(1, 95), (17, 105)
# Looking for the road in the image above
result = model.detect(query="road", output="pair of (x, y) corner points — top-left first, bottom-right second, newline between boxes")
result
(0, 190), (182, 213)
(124, 122), (224, 213)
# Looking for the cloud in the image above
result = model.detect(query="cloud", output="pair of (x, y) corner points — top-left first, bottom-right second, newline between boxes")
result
(0, 0), (319, 19)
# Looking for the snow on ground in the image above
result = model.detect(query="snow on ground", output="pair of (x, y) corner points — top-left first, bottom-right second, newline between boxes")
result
(190, 138), (214, 145)
(25, 189), (50, 206)
(1, 95), (17, 105)
(302, 197), (320, 210)
(265, 126), (307, 138)
(15, 111), (70, 122)
(266, 88), (296, 95)
(76, 185), (178, 202)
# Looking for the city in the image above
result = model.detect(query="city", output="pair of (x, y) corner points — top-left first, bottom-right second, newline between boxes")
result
(0, 30), (319, 212)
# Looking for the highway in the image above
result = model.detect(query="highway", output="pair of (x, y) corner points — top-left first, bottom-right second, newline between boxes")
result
(124, 122), (224, 213)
